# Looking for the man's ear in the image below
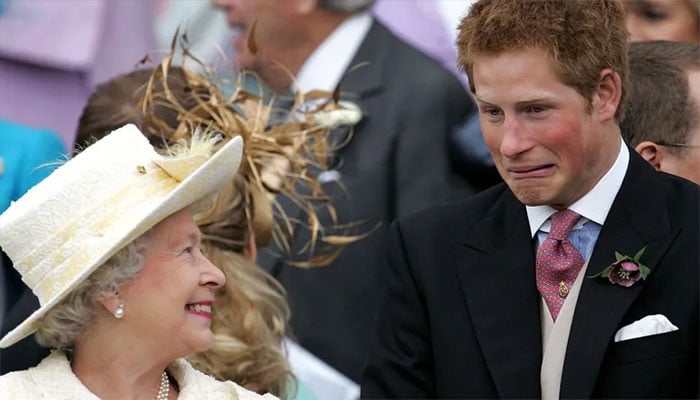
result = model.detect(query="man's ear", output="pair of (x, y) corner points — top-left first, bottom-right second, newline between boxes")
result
(635, 141), (664, 171)
(592, 68), (622, 123)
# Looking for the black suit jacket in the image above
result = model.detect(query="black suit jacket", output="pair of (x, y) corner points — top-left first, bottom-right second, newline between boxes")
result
(260, 20), (476, 381)
(361, 151), (699, 398)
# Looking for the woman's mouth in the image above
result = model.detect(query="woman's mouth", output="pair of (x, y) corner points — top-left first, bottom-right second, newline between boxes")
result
(185, 302), (212, 318)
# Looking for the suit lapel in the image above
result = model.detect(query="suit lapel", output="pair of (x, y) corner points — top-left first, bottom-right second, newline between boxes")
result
(452, 190), (542, 398)
(560, 153), (679, 398)
(262, 21), (388, 275)
(338, 20), (387, 101)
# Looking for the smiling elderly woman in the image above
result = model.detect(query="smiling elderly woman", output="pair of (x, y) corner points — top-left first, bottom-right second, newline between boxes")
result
(0, 127), (276, 399)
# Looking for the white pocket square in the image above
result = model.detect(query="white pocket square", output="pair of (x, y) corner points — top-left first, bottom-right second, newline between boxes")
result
(614, 314), (679, 342)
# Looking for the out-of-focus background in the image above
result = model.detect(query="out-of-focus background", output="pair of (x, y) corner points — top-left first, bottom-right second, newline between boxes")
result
(0, 0), (475, 149)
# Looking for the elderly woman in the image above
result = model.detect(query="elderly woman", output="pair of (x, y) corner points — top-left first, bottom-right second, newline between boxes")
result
(0, 126), (277, 399)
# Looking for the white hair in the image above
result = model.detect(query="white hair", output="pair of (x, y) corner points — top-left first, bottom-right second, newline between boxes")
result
(35, 233), (151, 349)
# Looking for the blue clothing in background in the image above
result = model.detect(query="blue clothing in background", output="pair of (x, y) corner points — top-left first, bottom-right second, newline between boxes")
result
(0, 120), (66, 212)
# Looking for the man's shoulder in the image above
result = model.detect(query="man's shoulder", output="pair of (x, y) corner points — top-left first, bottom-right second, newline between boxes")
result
(626, 154), (698, 217)
(396, 184), (513, 238)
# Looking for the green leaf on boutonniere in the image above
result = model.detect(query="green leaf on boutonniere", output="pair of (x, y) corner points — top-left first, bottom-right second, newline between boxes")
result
(633, 246), (647, 262)
(639, 262), (651, 280)
(588, 265), (613, 279)
(615, 251), (624, 261)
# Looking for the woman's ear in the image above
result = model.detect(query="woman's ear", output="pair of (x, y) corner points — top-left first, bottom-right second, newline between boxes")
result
(592, 68), (622, 123)
(635, 141), (664, 171)
(97, 293), (122, 316)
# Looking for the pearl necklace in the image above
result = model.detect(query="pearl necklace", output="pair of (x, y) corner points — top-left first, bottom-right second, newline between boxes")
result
(156, 371), (169, 400)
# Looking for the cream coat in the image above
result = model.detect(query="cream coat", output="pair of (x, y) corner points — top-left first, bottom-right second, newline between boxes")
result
(0, 350), (278, 399)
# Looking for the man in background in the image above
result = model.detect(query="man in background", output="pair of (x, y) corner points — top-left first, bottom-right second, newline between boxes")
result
(212, 0), (476, 384)
(621, 40), (700, 184)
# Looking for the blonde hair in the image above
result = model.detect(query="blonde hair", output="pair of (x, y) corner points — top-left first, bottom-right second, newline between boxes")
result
(187, 174), (293, 397)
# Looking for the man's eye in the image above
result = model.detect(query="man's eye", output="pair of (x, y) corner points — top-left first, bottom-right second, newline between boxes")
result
(483, 108), (502, 116)
(528, 105), (545, 113)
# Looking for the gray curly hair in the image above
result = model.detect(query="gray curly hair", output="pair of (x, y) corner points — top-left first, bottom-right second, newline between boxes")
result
(319, 0), (376, 13)
(35, 234), (151, 350)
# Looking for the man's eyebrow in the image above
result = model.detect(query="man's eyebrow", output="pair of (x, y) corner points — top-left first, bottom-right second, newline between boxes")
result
(474, 94), (556, 105)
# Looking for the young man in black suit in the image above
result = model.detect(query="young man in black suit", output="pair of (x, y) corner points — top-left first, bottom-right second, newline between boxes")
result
(362, 0), (699, 398)
(212, 0), (477, 383)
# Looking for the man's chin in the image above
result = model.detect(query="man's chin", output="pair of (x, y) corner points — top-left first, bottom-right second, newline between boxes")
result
(510, 185), (555, 207)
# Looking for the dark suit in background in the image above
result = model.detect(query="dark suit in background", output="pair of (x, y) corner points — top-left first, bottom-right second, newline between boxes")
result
(262, 20), (477, 382)
(0, 260), (46, 375)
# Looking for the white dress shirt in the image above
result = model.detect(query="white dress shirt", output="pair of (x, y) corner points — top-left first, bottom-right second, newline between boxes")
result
(295, 12), (373, 94)
(525, 136), (630, 399)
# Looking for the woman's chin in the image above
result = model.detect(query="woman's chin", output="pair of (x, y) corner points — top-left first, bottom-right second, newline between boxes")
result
(191, 331), (215, 353)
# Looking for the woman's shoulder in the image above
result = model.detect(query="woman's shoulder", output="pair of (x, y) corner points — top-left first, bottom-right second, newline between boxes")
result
(0, 351), (74, 398)
(0, 368), (41, 397)
(172, 358), (279, 400)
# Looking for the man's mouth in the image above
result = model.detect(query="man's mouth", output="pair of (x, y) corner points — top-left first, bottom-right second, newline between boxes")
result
(508, 164), (555, 179)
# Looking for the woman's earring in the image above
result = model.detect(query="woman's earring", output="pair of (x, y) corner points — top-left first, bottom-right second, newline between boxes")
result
(114, 303), (125, 319)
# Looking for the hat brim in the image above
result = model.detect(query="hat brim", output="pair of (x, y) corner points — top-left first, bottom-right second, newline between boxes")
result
(0, 135), (243, 348)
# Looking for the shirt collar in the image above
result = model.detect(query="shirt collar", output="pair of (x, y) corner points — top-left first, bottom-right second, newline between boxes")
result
(526, 136), (629, 237)
(295, 12), (373, 93)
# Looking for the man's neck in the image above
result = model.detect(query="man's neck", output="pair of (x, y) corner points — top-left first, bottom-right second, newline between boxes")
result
(259, 11), (350, 93)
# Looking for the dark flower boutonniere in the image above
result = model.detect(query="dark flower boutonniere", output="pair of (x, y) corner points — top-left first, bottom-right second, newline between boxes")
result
(589, 247), (651, 287)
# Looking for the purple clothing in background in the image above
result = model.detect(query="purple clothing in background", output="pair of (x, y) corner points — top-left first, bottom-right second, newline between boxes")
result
(0, 0), (157, 149)
(373, 0), (466, 87)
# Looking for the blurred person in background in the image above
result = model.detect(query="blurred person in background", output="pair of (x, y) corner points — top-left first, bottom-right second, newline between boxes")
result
(623, 0), (700, 42)
(212, 0), (477, 386)
(621, 40), (700, 184)
(372, 0), (501, 189)
(0, 121), (64, 374)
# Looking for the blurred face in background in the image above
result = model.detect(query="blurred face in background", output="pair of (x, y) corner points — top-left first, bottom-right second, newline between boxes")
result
(624, 0), (700, 42)
(211, 0), (306, 91)
(663, 69), (700, 184)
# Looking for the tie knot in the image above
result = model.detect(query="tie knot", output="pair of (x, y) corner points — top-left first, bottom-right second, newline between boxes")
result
(548, 209), (581, 241)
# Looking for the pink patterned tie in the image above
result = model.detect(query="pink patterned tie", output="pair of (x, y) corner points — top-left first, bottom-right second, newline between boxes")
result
(536, 209), (585, 321)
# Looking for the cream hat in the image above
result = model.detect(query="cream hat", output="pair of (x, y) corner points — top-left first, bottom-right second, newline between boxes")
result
(0, 124), (243, 348)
